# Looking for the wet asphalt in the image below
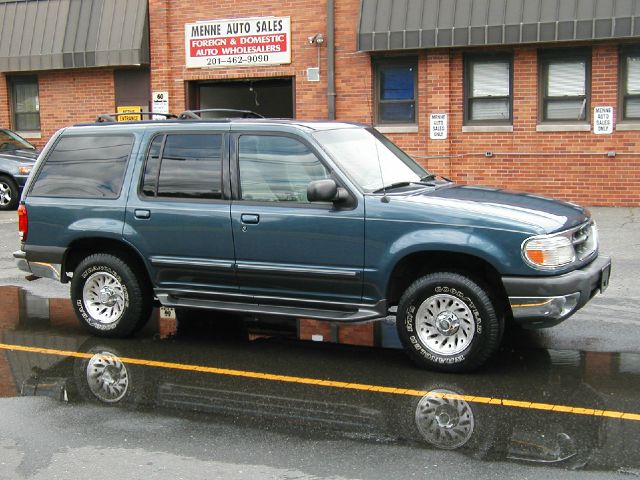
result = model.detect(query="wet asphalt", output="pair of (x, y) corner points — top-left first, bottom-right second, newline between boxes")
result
(0, 208), (639, 479)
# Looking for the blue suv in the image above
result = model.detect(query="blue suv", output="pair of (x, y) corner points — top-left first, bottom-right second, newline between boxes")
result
(13, 118), (611, 372)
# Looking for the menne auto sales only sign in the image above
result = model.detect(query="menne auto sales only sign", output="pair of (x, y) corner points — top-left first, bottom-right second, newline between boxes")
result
(185, 16), (291, 68)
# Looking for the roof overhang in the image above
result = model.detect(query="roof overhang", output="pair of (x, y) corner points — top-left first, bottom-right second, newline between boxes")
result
(358, 0), (640, 52)
(0, 0), (149, 72)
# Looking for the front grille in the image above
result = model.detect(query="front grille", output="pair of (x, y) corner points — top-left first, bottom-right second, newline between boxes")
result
(572, 221), (598, 261)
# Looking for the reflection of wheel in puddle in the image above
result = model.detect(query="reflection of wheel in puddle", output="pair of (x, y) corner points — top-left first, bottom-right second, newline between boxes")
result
(85, 350), (129, 403)
(415, 389), (475, 450)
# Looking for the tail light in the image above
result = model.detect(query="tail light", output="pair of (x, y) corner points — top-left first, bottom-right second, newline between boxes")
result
(18, 204), (27, 242)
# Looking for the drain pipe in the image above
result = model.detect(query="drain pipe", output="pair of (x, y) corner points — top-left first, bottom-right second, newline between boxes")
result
(327, 0), (336, 120)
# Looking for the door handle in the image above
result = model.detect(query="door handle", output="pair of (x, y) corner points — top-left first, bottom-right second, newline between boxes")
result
(241, 213), (260, 224)
(134, 209), (151, 219)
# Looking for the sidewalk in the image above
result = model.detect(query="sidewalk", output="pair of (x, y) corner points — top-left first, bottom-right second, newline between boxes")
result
(588, 207), (639, 299)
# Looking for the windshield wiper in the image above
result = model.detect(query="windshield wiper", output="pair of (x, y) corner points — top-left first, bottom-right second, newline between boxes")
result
(372, 182), (412, 193)
(372, 181), (436, 193)
(421, 173), (452, 183)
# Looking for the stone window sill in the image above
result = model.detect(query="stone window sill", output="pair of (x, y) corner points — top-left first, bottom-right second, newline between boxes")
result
(616, 123), (640, 131)
(375, 125), (418, 134)
(16, 131), (42, 139)
(462, 125), (513, 133)
(536, 124), (590, 132)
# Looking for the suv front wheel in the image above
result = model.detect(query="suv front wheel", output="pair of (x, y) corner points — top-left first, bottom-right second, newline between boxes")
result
(71, 253), (152, 337)
(396, 272), (502, 372)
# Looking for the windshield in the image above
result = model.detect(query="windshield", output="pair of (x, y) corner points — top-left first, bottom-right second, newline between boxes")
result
(0, 129), (36, 152)
(312, 127), (428, 192)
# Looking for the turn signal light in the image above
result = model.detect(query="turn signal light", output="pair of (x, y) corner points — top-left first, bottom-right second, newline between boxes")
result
(18, 204), (28, 242)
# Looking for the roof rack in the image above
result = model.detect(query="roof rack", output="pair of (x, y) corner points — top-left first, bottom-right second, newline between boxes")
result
(178, 109), (264, 120)
(95, 112), (178, 123)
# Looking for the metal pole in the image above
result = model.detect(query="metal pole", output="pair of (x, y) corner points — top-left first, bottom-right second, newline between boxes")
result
(327, 0), (336, 120)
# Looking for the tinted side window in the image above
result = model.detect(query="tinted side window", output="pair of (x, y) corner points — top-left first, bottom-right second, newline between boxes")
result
(31, 135), (133, 198)
(238, 135), (330, 203)
(142, 134), (222, 200)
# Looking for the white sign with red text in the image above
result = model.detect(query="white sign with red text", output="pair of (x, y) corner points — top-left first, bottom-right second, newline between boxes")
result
(185, 16), (291, 68)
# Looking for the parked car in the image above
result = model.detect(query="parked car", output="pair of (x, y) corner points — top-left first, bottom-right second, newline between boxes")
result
(13, 116), (611, 372)
(0, 128), (37, 210)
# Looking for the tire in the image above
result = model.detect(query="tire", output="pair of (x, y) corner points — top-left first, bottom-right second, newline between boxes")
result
(0, 175), (19, 211)
(71, 253), (152, 337)
(396, 272), (502, 372)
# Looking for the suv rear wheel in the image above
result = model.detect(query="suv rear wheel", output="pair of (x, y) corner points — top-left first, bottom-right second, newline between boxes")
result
(71, 253), (152, 337)
(396, 272), (502, 372)
(0, 175), (18, 211)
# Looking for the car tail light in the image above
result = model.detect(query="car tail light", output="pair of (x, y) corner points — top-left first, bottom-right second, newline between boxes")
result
(18, 204), (27, 241)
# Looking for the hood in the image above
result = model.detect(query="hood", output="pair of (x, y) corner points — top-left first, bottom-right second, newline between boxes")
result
(0, 148), (38, 162)
(401, 185), (589, 234)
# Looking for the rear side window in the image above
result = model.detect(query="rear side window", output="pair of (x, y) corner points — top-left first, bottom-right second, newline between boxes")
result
(31, 135), (133, 199)
(142, 134), (223, 200)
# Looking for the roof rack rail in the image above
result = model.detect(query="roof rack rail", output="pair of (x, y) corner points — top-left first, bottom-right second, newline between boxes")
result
(178, 109), (264, 120)
(95, 112), (178, 123)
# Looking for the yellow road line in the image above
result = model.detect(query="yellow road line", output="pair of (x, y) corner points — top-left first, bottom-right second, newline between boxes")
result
(1, 342), (639, 422)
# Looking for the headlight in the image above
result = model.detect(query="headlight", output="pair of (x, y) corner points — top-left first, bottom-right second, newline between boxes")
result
(523, 221), (598, 270)
(18, 165), (32, 175)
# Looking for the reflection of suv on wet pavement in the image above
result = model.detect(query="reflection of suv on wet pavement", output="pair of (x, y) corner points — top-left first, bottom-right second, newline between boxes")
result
(13, 115), (612, 372)
(0, 129), (37, 211)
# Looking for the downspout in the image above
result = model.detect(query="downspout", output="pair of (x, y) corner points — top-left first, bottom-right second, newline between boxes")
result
(327, 0), (336, 120)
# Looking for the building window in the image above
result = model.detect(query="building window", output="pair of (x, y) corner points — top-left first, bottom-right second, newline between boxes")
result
(539, 49), (590, 122)
(620, 48), (640, 121)
(9, 75), (40, 131)
(374, 58), (417, 125)
(464, 55), (512, 124)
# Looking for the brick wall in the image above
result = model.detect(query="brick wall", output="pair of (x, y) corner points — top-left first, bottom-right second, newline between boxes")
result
(0, 0), (635, 204)
(0, 287), (20, 397)
(1, 68), (115, 149)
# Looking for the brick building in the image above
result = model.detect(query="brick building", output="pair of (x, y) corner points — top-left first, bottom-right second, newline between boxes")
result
(0, 0), (639, 205)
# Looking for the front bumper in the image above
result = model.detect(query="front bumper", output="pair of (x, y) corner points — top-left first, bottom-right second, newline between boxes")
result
(13, 250), (61, 281)
(502, 255), (611, 328)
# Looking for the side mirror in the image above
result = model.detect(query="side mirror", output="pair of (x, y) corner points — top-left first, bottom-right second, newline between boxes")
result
(307, 179), (349, 203)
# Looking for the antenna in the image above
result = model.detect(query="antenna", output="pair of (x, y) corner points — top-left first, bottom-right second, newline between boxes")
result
(373, 132), (389, 203)
(362, 74), (388, 203)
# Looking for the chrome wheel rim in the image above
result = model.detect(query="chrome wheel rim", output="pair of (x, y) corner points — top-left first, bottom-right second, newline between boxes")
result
(415, 389), (475, 449)
(0, 181), (12, 206)
(415, 293), (475, 356)
(82, 272), (126, 324)
(86, 351), (129, 403)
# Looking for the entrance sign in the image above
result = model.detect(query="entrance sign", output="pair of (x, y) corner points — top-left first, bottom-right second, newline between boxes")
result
(430, 113), (448, 140)
(116, 106), (142, 122)
(185, 16), (291, 68)
(593, 106), (613, 135)
(152, 91), (169, 120)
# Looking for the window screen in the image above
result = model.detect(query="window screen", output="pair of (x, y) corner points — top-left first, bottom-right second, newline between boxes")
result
(31, 135), (133, 198)
(466, 57), (512, 123)
(375, 59), (417, 124)
(622, 53), (640, 120)
(238, 135), (330, 203)
(142, 134), (223, 199)
(540, 51), (590, 122)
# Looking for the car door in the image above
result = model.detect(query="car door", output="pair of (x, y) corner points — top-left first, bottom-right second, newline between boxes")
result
(124, 130), (237, 295)
(229, 131), (365, 304)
